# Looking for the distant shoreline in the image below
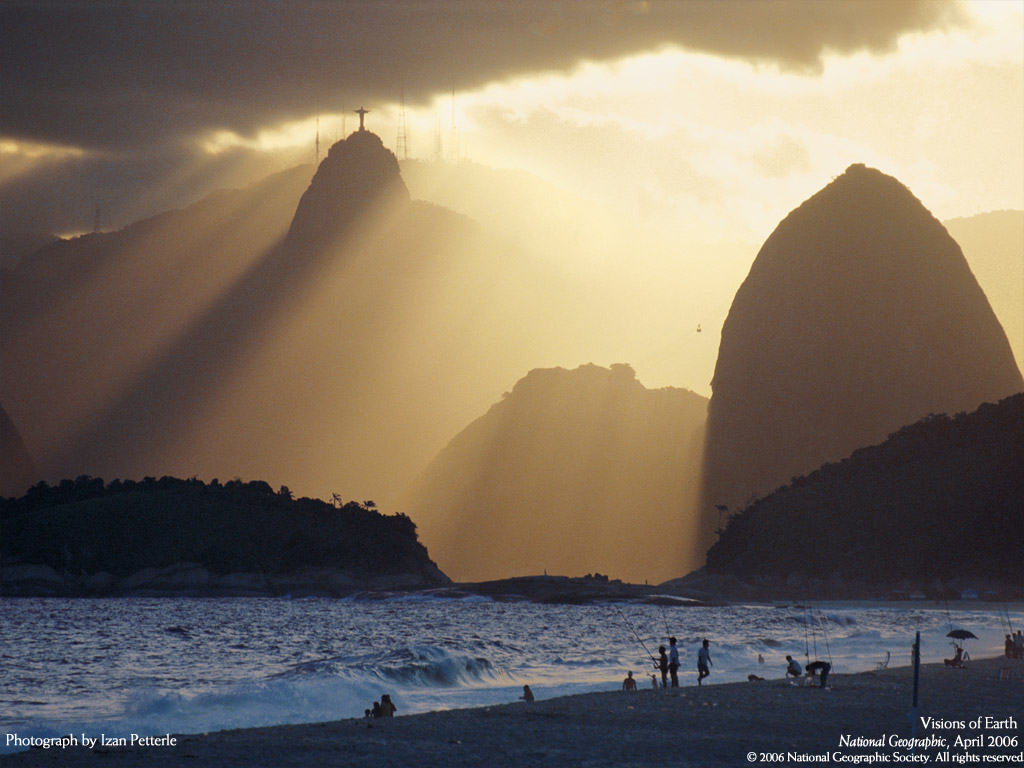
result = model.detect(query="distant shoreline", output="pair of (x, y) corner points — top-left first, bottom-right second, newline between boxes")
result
(3, 656), (1021, 766)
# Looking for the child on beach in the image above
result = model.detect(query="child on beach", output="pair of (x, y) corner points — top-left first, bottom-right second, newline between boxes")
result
(622, 671), (637, 691)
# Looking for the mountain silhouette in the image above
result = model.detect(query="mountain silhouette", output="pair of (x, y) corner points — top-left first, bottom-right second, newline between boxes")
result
(0, 402), (38, 497)
(287, 128), (409, 250)
(401, 363), (707, 583)
(698, 164), (1023, 563)
(1, 132), (575, 504)
(705, 392), (1024, 586)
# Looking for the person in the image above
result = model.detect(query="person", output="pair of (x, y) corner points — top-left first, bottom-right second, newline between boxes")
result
(944, 646), (964, 668)
(520, 685), (534, 702)
(1006, 635), (1015, 659)
(758, 653), (765, 664)
(1015, 631), (1024, 660)
(657, 646), (669, 689)
(379, 694), (397, 717)
(668, 637), (680, 688)
(371, 701), (383, 718)
(786, 655), (803, 679)
(697, 639), (712, 685)
(805, 660), (831, 688)
(650, 674), (658, 690)
(622, 671), (637, 691)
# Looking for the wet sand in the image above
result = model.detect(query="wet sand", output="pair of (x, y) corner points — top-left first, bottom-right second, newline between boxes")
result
(3, 657), (1021, 767)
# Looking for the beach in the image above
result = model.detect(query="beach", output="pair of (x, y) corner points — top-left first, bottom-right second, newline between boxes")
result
(3, 656), (1021, 767)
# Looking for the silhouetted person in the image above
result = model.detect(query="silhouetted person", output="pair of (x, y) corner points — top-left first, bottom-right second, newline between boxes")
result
(944, 646), (964, 668)
(657, 646), (669, 688)
(371, 701), (383, 718)
(380, 694), (397, 717)
(520, 685), (534, 702)
(668, 636), (680, 688)
(1006, 635), (1015, 659)
(622, 671), (637, 691)
(697, 639), (712, 685)
(805, 660), (831, 688)
(786, 655), (803, 679)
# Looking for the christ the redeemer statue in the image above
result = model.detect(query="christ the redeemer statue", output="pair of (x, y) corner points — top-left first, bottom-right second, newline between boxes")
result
(355, 107), (370, 131)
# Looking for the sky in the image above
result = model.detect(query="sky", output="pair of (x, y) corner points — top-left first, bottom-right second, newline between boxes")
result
(2, 0), (1021, 246)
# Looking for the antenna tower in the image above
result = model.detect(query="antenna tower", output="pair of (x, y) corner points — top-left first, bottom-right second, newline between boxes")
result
(396, 87), (409, 160)
(449, 88), (458, 162)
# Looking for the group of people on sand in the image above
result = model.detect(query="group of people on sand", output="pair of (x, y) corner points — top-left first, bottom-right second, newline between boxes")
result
(365, 694), (397, 718)
(785, 655), (831, 687)
(1005, 631), (1024, 660)
(619, 637), (715, 691)
(619, 641), (832, 693)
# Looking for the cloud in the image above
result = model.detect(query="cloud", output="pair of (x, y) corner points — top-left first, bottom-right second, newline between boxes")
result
(2, 0), (964, 153)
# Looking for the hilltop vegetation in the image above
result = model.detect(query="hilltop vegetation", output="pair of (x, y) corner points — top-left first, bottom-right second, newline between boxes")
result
(0, 475), (444, 583)
(705, 393), (1024, 584)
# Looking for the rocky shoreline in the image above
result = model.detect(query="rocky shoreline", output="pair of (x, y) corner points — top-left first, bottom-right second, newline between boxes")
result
(0, 561), (448, 598)
(4, 562), (1020, 604)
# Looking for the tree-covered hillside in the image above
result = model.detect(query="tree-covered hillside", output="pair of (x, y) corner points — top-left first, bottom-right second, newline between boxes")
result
(705, 394), (1023, 583)
(1, 475), (445, 581)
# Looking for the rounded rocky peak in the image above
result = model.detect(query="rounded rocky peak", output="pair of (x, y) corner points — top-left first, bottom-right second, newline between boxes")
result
(287, 130), (409, 247)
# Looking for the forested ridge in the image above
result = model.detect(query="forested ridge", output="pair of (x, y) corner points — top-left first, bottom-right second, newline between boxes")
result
(1, 475), (439, 579)
(705, 393), (1024, 583)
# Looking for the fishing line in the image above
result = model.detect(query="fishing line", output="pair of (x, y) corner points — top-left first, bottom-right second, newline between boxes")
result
(612, 602), (656, 665)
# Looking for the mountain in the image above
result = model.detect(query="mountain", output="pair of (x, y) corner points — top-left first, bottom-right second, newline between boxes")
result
(944, 210), (1024, 377)
(704, 393), (1024, 588)
(0, 402), (37, 498)
(401, 363), (708, 584)
(698, 164), (1023, 564)
(0, 133), (576, 505)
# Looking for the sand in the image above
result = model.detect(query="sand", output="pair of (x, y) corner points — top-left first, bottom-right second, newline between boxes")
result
(3, 657), (1022, 767)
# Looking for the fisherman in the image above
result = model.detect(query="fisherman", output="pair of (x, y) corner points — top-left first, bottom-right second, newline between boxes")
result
(697, 639), (712, 685)
(805, 660), (831, 688)
(785, 655), (803, 679)
(657, 646), (669, 688)
(668, 637), (680, 688)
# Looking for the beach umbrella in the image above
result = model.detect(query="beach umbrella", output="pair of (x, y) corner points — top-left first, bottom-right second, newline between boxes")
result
(946, 630), (978, 640)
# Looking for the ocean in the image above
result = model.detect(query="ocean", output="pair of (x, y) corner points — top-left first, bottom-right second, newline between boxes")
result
(2, 595), (1021, 753)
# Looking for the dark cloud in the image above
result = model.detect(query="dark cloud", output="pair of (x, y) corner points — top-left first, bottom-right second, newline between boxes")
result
(3, 0), (964, 151)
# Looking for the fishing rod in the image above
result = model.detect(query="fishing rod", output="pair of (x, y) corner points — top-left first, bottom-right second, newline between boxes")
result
(613, 602), (657, 664)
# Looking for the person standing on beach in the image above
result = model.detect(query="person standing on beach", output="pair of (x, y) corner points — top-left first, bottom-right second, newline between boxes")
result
(668, 637), (680, 688)
(623, 671), (637, 691)
(657, 646), (669, 688)
(697, 639), (712, 685)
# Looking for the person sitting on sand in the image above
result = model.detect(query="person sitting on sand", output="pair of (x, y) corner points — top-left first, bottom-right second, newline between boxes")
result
(520, 685), (534, 702)
(379, 694), (397, 717)
(805, 660), (831, 688)
(944, 645), (965, 668)
(657, 646), (669, 688)
(623, 671), (637, 691)
(697, 639), (712, 686)
(786, 655), (803, 679)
